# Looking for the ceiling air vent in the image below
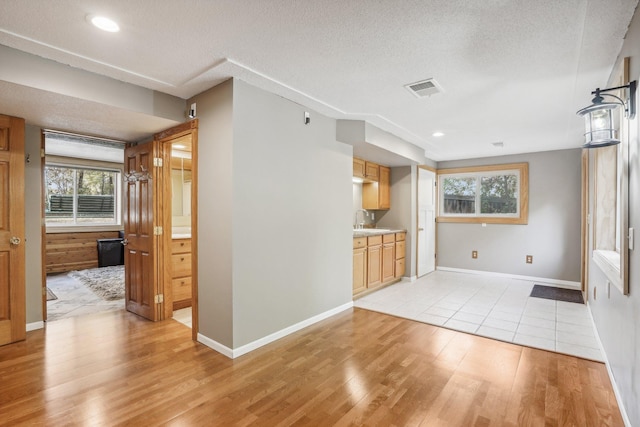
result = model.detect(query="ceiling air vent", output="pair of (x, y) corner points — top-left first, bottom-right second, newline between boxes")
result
(405, 78), (443, 98)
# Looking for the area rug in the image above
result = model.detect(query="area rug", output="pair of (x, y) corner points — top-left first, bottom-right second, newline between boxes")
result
(530, 284), (584, 304)
(69, 265), (125, 301)
(46, 287), (57, 301)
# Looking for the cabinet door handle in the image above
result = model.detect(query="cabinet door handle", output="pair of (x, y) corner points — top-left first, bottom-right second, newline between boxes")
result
(180, 257), (185, 261)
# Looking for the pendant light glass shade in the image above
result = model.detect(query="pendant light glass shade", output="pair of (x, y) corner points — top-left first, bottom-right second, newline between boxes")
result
(577, 102), (620, 148)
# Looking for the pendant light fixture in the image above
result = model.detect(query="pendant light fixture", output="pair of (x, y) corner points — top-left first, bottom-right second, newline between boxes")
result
(576, 80), (636, 148)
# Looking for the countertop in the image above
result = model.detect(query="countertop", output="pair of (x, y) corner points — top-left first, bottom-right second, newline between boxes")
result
(353, 228), (406, 238)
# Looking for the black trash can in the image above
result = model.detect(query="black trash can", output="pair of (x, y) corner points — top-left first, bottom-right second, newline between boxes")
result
(97, 238), (124, 267)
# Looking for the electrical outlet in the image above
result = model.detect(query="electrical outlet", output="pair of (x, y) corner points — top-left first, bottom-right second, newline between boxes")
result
(526, 255), (533, 264)
(472, 250), (478, 259)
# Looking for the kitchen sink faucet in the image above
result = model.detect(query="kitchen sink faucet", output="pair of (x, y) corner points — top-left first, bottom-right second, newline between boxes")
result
(354, 209), (368, 229)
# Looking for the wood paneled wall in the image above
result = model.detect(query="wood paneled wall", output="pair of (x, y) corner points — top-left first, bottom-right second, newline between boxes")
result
(46, 231), (121, 274)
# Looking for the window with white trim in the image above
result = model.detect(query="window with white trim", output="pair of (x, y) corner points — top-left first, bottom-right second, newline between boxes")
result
(44, 131), (124, 230)
(45, 165), (120, 226)
(437, 163), (528, 224)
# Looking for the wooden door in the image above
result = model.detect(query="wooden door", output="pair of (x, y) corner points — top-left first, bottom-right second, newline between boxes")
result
(123, 141), (161, 321)
(0, 114), (26, 346)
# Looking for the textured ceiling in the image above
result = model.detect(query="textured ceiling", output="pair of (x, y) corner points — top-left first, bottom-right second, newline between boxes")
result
(0, 0), (638, 161)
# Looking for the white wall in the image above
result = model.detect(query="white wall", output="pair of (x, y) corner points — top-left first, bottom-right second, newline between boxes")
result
(192, 79), (353, 350)
(24, 124), (43, 324)
(587, 6), (640, 425)
(231, 80), (353, 347)
(189, 79), (235, 347)
(436, 149), (582, 282)
(376, 166), (417, 278)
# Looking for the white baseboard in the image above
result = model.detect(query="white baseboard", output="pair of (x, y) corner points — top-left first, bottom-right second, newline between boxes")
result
(587, 301), (632, 427)
(197, 334), (234, 358)
(436, 267), (581, 290)
(26, 321), (44, 331)
(197, 301), (354, 359)
(401, 275), (418, 282)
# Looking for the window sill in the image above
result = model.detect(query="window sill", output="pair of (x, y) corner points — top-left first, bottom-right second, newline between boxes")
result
(46, 225), (123, 234)
(437, 216), (527, 225)
(592, 249), (622, 293)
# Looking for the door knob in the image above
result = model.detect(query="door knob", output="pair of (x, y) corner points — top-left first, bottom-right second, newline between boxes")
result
(9, 236), (21, 245)
(121, 239), (129, 246)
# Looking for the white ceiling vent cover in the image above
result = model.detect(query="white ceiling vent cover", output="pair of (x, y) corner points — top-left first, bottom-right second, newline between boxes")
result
(405, 78), (443, 98)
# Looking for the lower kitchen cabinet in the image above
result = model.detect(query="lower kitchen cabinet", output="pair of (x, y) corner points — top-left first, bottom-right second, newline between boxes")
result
(367, 236), (382, 288)
(353, 231), (405, 297)
(353, 237), (367, 294)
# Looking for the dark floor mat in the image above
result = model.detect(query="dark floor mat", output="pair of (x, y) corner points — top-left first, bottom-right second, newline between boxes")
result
(530, 284), (584, 304)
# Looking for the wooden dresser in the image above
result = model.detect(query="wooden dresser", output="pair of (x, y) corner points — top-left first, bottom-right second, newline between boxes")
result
(171, 238), (192, 310)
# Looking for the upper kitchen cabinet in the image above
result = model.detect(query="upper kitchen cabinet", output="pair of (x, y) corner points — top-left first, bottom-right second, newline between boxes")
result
(363, 165), (390, 210)
(353, 157), (380, 182)
(364, 161), (379, 181)
(353, 157), (366, 179)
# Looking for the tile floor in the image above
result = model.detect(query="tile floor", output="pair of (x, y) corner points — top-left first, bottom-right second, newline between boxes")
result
(355, 270), (603, 361)
(172, 307), (192, 328)
(46, 273), (124, 322)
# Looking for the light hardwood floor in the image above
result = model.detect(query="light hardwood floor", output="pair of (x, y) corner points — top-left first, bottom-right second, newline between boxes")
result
(0, 308), (623, 426)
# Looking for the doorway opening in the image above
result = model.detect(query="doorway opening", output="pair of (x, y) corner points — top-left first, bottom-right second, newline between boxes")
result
(42, 131), (126, 322)
(417, 166), (436, 277)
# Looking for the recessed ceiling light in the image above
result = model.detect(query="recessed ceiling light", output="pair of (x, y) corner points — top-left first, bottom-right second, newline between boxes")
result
(88, 15), (120, 32)
(432, 132), (445, 137)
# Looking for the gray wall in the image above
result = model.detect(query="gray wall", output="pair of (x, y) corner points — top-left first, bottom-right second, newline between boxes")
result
(192, 79), (353, 349)
(437, 149), (582, 282)
(24, 124), (43, 324)
(587, 6), (640, 425)
(377, 166), (417, 278)
(189, 80), (235, 347)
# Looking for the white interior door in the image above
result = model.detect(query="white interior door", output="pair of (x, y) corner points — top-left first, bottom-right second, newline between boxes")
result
(417, 168), (436, 277)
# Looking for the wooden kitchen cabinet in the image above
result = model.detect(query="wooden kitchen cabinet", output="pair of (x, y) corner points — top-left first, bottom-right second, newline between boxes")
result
(366, 235), (382, 288)
(382, 241), (395, 283)
(353, 231), (405, 297)
(395, 232), (406, 278)
(362, 165), (390, 210)
(364, 162), (379, 181)
(353, 237), (367, 294)
(171, 238), (192, 310)
(379, 166), (390, 209)
(353, 157), (366, 179)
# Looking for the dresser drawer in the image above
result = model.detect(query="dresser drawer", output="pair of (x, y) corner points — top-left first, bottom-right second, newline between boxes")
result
(171, 253), (192, 278)
(395, 240), (406, 259)
(368, 235), (383, 246)
(353, 237), (367, 249)
(383, 233), (395, 243)
(172, 276), (192, 301)
(171, 239), (191, 254)
(395, 232), (406, 241)
(395, 258), (405, 278)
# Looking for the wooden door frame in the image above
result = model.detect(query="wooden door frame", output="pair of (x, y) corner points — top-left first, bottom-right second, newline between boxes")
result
(155, 120), (198, 339)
